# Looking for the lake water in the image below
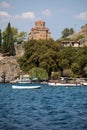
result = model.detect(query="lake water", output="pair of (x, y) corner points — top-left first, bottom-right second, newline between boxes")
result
(0, 83), (87, 130)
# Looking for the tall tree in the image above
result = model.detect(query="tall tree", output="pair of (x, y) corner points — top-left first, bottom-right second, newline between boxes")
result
(2, 26), (27, 44)
(61, 28), (74, 38)
(2, 22), (16, 56)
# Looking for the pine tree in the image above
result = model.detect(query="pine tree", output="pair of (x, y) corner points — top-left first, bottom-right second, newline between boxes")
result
(2, 22), (16, 56)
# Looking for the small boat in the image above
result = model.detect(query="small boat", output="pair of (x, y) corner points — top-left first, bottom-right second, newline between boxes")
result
(18, 77), (31, 83)
(12, 85), (41, 89)
(17, 74), (31, 83)
(81, 82), (87, 86)
(10, 77), (31, 84)
(48, 82), (80, 87)
(10, 79), (31, 84)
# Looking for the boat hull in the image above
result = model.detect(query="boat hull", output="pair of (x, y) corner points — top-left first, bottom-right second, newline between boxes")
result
(18, 81), (31, 83)
(12, 85), (41, 89)
(82, 82), (87, 86)
(48, 82), (80, 87)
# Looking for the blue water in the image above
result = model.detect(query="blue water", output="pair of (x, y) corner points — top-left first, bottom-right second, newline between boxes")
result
(0, 83), (87, 130)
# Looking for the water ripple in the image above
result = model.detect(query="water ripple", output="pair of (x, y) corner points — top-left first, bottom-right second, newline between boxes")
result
(0, 84), (87, 130)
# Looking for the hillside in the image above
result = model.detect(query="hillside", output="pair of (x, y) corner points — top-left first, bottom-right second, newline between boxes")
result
(68, 23), (87, 45)
(79, 24), (87, 38)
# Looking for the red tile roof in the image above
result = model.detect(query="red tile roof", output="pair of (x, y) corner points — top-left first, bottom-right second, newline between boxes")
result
(35, 20), (45, 23)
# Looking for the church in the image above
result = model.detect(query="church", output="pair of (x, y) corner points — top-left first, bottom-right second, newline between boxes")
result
(29, 20), (51, 40)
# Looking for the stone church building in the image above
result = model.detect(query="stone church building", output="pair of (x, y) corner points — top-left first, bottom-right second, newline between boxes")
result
(29, 20), (51, 40)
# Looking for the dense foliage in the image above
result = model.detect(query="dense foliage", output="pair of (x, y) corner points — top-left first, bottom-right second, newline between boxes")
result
(29, 67), (48, 80)
(18, 39), (87, 78)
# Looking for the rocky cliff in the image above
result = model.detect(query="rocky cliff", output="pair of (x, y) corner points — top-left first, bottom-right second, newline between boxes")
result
(0, 55), (20, 82)
(0, 44), (25, 82)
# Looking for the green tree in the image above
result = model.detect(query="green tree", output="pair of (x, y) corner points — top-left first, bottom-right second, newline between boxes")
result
(71, 63), (80, 77)
(11, 27), (18, 43)
(63, 69), (73, 77)
(83, 66), (87, 77)
(51, 71), (60, 80)
(2, 22), (16, 56)
(69, 28), (74, 35)
(58, 59), (69, 76)
(29, 67), (48, 80)
(61, 28), (74, 38)
(77, 47), (87, 75)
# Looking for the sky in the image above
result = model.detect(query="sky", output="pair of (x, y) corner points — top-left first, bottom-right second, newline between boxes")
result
(0, 0), (87, 40)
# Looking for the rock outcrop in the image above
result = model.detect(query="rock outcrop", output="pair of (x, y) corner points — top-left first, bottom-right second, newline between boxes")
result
(68, 23), (87, 46)
(0, 55), (21, 82)
(15, 43), (25, 57)
(0, 44), (25, 83)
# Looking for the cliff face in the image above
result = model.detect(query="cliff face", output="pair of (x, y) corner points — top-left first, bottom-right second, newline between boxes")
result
(0, 44), (25, 82)
(79, 24), (87, 45)
(0, 55), (21, 82)
(15, 44), (25, 57)
(80, 24), (87, 38)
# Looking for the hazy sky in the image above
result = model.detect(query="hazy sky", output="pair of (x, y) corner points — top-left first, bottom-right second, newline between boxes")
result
(0, 0), (87, 40)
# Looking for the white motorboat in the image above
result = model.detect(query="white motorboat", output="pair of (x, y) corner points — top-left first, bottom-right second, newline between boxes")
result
(17, 74), (31, 83)
(48, 82), (80, 87)
(12, 85), (41, 89)
(18, 80), (31, 83)
(10, 75), (31, 84)
(10, 79), (31, 84)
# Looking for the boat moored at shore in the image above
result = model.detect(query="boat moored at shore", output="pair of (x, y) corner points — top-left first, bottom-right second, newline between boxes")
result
(81, 82), (87, 86)
(48, 82), (81, 87)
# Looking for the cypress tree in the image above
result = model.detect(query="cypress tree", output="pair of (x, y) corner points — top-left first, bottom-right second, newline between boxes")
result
(2, 22), (16, 56)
